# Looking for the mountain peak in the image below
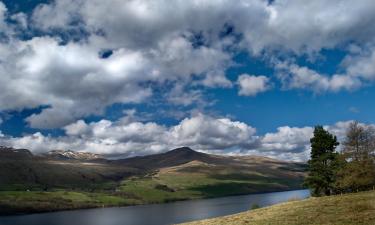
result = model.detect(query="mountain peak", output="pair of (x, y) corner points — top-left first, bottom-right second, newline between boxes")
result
(170, 147), (196, 153)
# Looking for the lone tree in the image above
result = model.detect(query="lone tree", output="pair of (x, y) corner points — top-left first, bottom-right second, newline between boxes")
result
(305, 126), (339, 196)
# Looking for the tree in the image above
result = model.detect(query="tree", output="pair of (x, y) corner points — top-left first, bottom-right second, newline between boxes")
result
(342, 121), (375, 161)
(335, 121), (375, 192)
(304, 126), (339, 196)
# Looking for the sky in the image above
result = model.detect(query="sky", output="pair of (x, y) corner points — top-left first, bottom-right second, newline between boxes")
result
(1, 0), (375, 161)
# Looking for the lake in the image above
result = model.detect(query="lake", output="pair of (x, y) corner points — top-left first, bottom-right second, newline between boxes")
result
(0, 189), (310, 225)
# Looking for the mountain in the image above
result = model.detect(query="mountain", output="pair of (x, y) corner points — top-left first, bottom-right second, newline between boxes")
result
(115, 147), (217, 169)
(0, 146), (306, 215)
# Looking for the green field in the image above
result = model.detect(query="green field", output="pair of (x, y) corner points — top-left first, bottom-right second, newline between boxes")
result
(182, 190), (375, 225)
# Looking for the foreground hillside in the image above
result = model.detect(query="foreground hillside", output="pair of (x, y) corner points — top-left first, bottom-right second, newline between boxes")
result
(0, 146), (306, 215)
(182, 190), (375, 225)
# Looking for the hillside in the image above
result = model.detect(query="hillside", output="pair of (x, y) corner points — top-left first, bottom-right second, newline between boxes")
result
(0, 147), (137, 191)
(0, 146), (306, 215)
(181, 190), (375, 225)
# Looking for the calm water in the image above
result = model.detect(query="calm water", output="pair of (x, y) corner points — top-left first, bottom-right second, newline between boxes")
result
(0, 189), (310, 225)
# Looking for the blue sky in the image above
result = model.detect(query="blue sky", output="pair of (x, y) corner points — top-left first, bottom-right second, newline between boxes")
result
(0, 0), (375, 161)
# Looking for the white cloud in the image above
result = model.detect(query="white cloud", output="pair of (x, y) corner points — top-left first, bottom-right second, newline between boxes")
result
(261, 126), (314, 152)
(237, 74), (271, 96)
(170, 113), (257, 150)
(64, 120), (90, 136)
(344, 45), (375, 81)
(275, 62), (362, 92)
(0, 12), (231, 128)
(32, 0), (375, 54)
(27, 0), (375, 100)
(32, 0), (80, 31)
(201, 70), (232, 88)
(0, 37), (154, 128)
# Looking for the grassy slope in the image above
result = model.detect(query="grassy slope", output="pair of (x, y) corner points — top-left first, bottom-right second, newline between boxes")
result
(182, 190), (375, 225)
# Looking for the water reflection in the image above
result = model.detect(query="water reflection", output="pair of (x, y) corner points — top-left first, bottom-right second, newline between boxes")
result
(0, 189), (310, 225)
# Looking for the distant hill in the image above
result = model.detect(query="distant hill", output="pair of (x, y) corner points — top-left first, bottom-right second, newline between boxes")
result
(0, 146), (306, 215)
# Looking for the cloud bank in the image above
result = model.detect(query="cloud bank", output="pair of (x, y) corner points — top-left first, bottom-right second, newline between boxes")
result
(0, 113), (360, 161)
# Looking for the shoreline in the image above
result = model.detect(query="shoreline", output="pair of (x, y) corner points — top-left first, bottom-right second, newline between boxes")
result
(0, 188), (307, 216)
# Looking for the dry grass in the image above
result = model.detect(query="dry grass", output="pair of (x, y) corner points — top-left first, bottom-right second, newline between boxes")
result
(181, 190), (375, 225)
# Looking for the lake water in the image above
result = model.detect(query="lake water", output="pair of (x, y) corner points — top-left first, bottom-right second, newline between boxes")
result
(0, 189), (310, 225)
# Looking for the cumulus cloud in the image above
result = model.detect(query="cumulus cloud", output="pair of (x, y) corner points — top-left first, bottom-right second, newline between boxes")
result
(237, 74), (271, 96)
(0, 37), (154, 128)
(344, 45), (375, 81)
(201, 70), (232, 88)
(27, 0), (375, 96)
(170, 114), (257, 150)
(0, 0), (375, 128)
(0, 111), (366, 162)
(31, 0), (375, 54)
(275, 62), (362, 92)
(261, 126), (314, 152)
(0, 6), (232, 127)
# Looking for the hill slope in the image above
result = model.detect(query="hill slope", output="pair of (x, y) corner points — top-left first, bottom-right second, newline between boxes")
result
(0, 146), (306, 215)
(181, 191), (375, 225)
(0, 147), (137, 191)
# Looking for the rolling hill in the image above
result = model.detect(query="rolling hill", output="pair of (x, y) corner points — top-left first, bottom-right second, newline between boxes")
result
(0, 146), (306, 215)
